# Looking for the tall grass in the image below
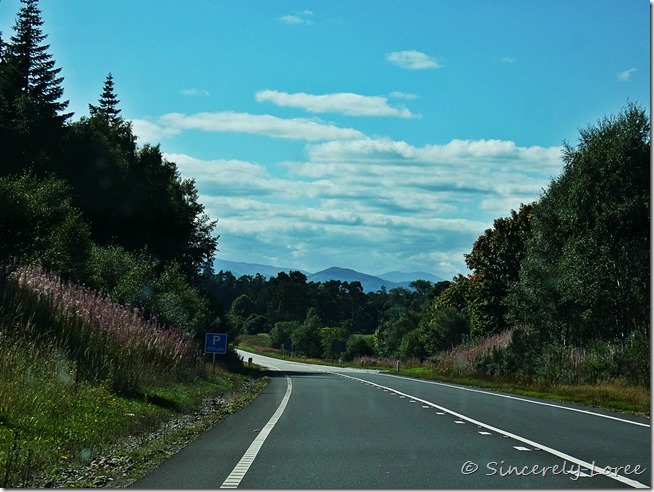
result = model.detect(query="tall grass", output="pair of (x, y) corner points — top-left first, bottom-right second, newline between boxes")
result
(0, 264), (216, 486)
(5, 265), (202, 393)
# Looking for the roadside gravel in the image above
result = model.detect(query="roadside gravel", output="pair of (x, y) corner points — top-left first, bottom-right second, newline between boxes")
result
(31, 377), (269, 488)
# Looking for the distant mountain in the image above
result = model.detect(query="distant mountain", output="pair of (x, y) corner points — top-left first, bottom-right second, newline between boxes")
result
(213, 260), (444, 293)
(378, 271), (444, 284)
(308, 267), (397, 293)
(213, 259), (309, 279)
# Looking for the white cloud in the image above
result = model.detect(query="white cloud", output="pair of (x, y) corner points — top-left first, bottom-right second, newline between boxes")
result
(255, 89), (419, 118)
(305, 137), (562, 173)
(137, 111), (366, 141)
(279, 14), (312, 25)
(181, 88), (209, 97)
(130, 118), (181, 143)
(617, 68), (637, 81)
(386, 50), (441, 70)
(165, 130), (563, 277)
(389, 91), (418, 100)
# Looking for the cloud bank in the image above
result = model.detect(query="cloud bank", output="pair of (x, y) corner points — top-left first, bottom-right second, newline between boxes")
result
(133, 111), (366, 142)
(155, 125), (562, 276)
(255, 90), (419, 118)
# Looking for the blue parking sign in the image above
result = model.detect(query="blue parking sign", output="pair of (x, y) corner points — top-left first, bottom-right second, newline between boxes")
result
(205, 333), (227, 354)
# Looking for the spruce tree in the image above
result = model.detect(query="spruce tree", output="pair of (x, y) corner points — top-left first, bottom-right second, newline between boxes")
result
(89, 73), (122, 125)
(0, 0), (72, 173)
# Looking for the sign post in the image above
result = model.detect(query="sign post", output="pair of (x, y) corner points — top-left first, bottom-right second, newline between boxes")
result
(205, 333), (227, 373)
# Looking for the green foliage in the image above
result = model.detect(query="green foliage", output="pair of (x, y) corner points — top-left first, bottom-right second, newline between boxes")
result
(269, 321), (301, 350)
(318, 326), (349, 359)
(398, 329), (425, 360)
(464, 203), (536, 337)
(373, 312), (417, 358)
(241, 314), (270, 335)
(434, 275), (471, 313)
(0, 173), (91, 279)
(344, 335), (375, 360)
(149, 262), (211, 337)
(615, 327), (650, 386)
(85, 246), (211, 337)
(88, 73), (122, 125)
(506, 104), (650, 347)
(267, 271), (310, 322)
(419, 306), (470, 354)
(291, 308), (322, 358)
(85, 244), (158, 306)
(0, 0), (71, 175)
(230, 294), (258, 319)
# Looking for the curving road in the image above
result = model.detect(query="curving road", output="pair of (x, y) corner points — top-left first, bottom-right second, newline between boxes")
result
(131, 350), (650, 489)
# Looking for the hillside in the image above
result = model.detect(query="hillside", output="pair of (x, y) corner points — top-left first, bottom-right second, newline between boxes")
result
(213, 260), (444, 292)
(308, 267), (395, 292)
(213, 260), (310, 279)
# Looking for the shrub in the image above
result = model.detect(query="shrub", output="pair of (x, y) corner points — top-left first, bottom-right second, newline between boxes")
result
(344, 335), (375, 360)
(0, 173), (91, 279)
(616, 327), (650, 386)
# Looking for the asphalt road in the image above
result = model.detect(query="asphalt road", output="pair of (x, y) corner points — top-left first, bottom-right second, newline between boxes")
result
(131, 351), (650, 489)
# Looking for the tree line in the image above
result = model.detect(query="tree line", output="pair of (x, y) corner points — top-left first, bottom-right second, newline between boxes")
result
(0, 0), (217, 340)
(220, 103), (649, 387)
(0, 0), (649, 386)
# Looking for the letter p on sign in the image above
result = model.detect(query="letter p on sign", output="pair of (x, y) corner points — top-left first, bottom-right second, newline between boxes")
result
(205, 333), (227, 354)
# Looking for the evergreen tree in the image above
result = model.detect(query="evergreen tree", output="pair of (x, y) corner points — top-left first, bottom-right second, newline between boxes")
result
(0, 0), (72, 174)
(89, 73), (121, 125)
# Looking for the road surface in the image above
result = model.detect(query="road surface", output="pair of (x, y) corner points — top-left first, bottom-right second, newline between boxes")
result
(131, 350), (650, 488)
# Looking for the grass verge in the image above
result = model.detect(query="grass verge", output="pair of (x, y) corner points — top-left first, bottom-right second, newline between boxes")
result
(0, 349), (269, 488)
(237, 335), (650, 417)
(396, 366), (650, 416)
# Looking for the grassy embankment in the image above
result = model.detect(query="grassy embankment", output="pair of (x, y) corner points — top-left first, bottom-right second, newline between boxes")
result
(0, 266), (268, 488)
(237, 333), (650, 416)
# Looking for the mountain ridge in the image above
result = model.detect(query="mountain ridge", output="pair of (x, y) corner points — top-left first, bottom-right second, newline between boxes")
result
(213, 259), (444, 292)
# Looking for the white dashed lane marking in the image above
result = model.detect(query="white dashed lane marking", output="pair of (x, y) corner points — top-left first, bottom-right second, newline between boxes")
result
(333, 372), (648, 489)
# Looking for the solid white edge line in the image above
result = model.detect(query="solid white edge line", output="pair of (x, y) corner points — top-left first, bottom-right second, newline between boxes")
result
(220, 374), (293, 489)
(384, 373), (650, 428)
(336, 373), (649, 489)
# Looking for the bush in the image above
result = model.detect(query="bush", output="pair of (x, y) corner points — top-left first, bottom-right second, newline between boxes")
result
(0, 173), (91, 279)
(150, 262), (211, 336)
(242, 315), (270, 335)
(319, 326), (349, 359)
(616, 327), (650, 386)
(84, 244), (158, 306)
(85, 247), (211, 337)
(399, 329), (426, 361)
(420, 306), (470, 354)
(344, 335), (375, 360)
(269, 321), (300, 349)
(291, 309), (322, 358)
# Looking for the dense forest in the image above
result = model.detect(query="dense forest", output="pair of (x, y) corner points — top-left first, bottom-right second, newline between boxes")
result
(0, 0), (650, 391)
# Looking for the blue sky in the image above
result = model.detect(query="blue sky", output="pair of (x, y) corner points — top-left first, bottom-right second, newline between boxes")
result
(1, 0), (650, 278)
